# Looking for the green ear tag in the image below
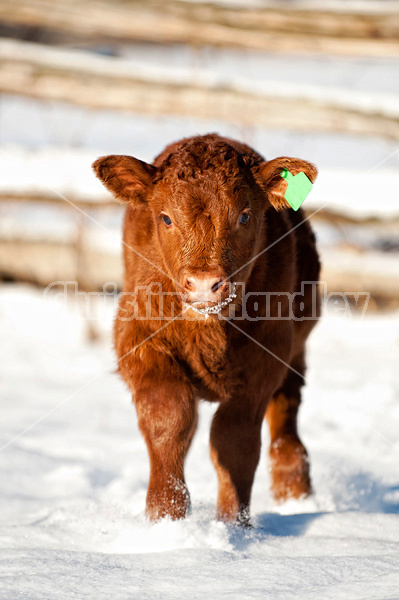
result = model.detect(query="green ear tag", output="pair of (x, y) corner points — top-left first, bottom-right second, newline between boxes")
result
(280, 169), (313, 211)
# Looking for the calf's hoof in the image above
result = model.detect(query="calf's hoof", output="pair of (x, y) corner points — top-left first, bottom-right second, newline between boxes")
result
(269, 436), (312, 502)
(145, 480), (190, 521)
(216, 504), (252, 528)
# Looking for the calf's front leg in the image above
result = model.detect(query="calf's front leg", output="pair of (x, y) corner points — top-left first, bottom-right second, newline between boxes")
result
(134, 374), (197, 521)
(210, 401), (263, 526)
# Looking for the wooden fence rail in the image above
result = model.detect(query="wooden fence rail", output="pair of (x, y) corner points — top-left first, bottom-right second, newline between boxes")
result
(1, 39), (398, 139)
(1, 0), (399, 57)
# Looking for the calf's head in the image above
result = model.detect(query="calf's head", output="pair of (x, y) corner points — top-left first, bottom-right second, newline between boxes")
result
(93, 137), (316, 314)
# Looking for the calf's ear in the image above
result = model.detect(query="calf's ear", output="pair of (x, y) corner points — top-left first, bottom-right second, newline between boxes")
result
(92, 155), (157, 204)
(255, 157), (317, 211)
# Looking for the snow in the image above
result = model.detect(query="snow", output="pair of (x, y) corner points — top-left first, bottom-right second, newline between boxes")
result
(180, 0), (399, 13)
(0, 147), (107, 202)
(305, 167), (399, 219)
(2, 93), (398, 174)
(1, 283), (398, 598)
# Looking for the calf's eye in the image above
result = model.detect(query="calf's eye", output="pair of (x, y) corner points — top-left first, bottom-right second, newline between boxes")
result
(239, 212), (250, 226)
(162, 214), (172, 227)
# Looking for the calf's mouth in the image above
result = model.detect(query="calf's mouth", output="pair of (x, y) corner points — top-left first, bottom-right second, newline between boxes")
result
(183, 282), (237, 316)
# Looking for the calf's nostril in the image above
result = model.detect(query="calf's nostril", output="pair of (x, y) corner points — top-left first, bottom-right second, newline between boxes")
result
(184, 278), (195, 291)
(211, 279), (224, 293)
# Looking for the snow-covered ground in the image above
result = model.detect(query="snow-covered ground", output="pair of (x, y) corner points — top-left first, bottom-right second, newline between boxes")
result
(1, 284), (398, 599)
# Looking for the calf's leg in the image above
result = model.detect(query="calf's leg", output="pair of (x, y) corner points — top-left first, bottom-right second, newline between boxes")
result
(135, 377), (197, 521)
(265, 353), (311, 502)
(210, 401), (263, 526)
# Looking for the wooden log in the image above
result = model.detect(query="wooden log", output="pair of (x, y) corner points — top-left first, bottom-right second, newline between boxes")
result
(0, 0), (398, 57)
(0, 192), (116, 211)
(3, 192), (399, 228)
(1, 39), (398, 139)
(320, 249), (399, 299)
(1, 236), (398, 306)
(0, 238), (123, 291)
(1, 194), (398, 302)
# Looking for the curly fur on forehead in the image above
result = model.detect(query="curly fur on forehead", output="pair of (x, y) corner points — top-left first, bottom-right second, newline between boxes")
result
(154, 136), (262, 185)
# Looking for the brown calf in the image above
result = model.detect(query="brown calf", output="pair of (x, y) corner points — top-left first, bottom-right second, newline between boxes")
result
(93, 134), (320, 526)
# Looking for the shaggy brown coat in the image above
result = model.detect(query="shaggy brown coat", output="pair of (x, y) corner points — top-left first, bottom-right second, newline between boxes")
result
(93, 134), (320, 525)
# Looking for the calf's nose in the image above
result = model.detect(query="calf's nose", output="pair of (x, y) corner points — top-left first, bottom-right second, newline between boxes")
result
(183, 274), (228, 303)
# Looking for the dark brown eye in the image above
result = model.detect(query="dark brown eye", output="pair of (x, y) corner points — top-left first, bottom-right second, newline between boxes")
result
(239, 212), (250, 226)
(162, 214), (172, 227)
